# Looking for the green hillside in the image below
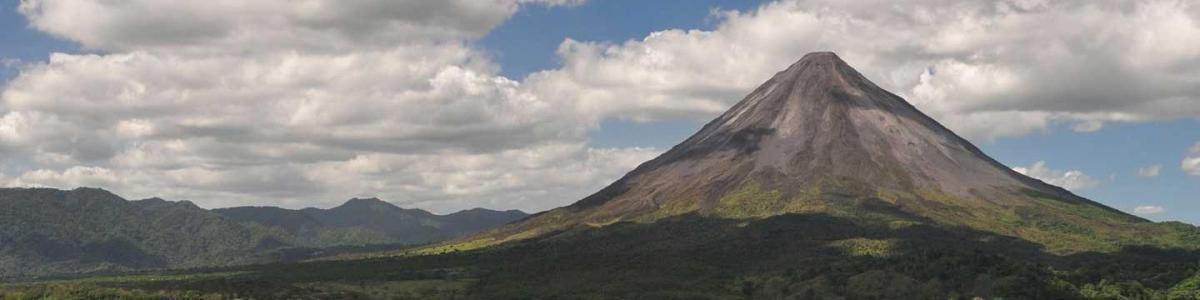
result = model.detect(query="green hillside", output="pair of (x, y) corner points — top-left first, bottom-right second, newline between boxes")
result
(0, 188), (525, 278)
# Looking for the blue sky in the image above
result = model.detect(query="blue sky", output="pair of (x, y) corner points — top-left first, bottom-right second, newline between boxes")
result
(0, 0), (1197, 222)
(0, 0), (70, 81)
(478, 0), (770, 80)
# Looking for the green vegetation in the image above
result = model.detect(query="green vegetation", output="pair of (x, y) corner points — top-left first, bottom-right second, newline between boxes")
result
(829, 238), (897, 257)
(0, 188), (285, 277)
(406, 237), (498, 256)
(711, 182), (782, 218)
(313, 227), (397, 246)
(5, 211), (1199, 299)
(577, 177), (1200, 257)
(0, 284), (224, 300)
(0, 188), (526, 278)
(632, 195), (701, 222)
(4, 186), (1197, 299)
(302, 280), (472, 300)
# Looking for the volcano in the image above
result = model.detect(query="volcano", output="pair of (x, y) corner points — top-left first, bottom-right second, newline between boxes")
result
(452, 52), (1176, 254)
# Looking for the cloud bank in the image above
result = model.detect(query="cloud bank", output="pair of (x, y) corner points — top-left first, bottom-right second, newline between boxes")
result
(1, 0), (660, 212)
(527, 0), (1200, 141)
(3, 0), (1198, 211)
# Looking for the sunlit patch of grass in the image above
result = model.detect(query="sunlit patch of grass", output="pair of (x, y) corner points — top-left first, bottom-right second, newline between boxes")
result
(710, 182), (782, 218)
(829, 238), (897, 257)
(632, 196), (700, 222)
(407, 237), (498, 256)
(782, 187), (828, 214)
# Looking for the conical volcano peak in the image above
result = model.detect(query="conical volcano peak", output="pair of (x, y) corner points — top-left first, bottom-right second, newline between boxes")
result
(772, 51), (886, 103)
(677, 51), (913, 150)
(800, 51), (838, 59)
(462, 51), (1146, 256)
(786, 51), (847, 71)
(569, 52), (1111, 217)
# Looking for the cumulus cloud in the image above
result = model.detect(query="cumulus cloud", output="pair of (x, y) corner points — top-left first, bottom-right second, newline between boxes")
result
(2, 50), (575, 158)
(0, 0), (654, 213)
(526, 0), (1200, 141)
(18, 0), (580, 54)
(1013, 161), (1100, 191)
(1137, 164), (1162, 177)
(1184, 143), (1200, 176)
(1134, 205), (1165, 215)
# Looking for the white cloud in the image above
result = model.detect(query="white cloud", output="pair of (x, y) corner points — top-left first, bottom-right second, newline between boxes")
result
(0, 58), (18, 68)
(304, 144), (659, 211)
(1, 0), (650, 214)
(1184, 142), (1200, 176)
(1182, 157), (1200, 176)
(2, 49), (575, 158)
(5, 0), (1199, 212)
(7, 166), (124, 189)
(520, 0), (586, 7)
(1137, 164), (1162, 178)
(1134, 205), (1165, 215)
(16, 0), (589, 54)
(1072, 120), (1104, 133)
(526, 0), (1200, 142)
(1012, 161), (1100, 191)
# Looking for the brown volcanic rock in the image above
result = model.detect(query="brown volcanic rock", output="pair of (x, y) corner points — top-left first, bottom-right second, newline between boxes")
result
(462, 52), (1144, 252)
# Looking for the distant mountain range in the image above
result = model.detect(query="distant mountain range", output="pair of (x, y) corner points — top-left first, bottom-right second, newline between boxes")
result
(0, 187), (526, 277)
(214, 197), (528, 246)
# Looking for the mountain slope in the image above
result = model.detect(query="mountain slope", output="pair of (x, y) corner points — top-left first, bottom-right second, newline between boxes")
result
(0, 188), (527, 277)
(0, 188), (283, 277)
(215, 198), (527, 246)
(451, 52), (1186, 254)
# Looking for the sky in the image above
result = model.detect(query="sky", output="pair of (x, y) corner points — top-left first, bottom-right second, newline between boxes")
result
(0, 0), (1197, 224)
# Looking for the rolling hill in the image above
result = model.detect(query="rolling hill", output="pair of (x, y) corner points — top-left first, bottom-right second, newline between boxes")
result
(214, 198), (527, 246)
(0, 187), (525, 278)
